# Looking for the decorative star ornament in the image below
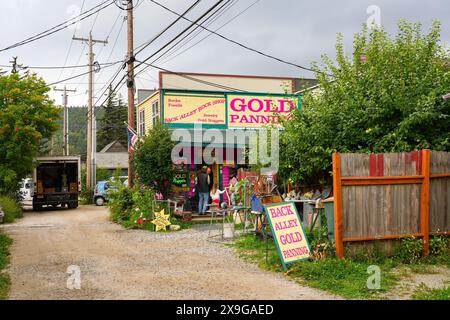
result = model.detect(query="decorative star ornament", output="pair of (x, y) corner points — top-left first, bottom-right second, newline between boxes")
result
(151, 209), (171, 232)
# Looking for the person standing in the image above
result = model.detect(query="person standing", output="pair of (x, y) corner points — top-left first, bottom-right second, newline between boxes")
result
(210, 183), (225, 206)
(197, 166), (210, 215)
(207, 167), (214, 191)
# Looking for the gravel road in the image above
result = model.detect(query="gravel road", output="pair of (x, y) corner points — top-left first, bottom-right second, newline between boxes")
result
(1, 205), (339, 300)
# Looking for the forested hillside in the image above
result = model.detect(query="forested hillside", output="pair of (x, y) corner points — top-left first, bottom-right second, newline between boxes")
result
(40, 106), (105, 160)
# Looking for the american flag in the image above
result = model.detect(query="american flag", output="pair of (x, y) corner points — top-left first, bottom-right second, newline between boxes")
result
(127, 126), (138, 151)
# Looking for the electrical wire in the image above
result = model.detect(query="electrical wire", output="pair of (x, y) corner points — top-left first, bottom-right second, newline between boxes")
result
(96, 12), (123, 60)
(43, 60), (121, 87)
(138, 60), (248, 92)
(58, 0), (87, 81)
(148, 0), (324, 74)
(0, 0), (115, 53)
(134, 0), (202, 56)
(0, 61), (122, 70)
(152, 0), (239, 65)
(159, 0), (261, 65)
(133, 0), (226, 76)
(88, 0), (225, 119)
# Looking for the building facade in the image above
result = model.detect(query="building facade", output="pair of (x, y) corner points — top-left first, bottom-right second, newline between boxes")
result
(136, 71), (315, 210)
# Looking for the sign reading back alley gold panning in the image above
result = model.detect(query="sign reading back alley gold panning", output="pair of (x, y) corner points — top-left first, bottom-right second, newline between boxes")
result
(263, 202), (311, 269)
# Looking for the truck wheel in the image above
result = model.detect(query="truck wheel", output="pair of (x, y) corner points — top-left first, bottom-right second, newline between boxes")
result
(95, 197), (105, 206)
(68, 202), (78, 209)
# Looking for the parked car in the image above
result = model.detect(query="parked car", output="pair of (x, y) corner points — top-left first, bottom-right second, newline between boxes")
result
(93, 181), (111, 206)
(93, 179), (128, 206)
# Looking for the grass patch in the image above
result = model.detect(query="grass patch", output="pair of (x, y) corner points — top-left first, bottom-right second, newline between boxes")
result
(232, 234), (400, 299)
(0, 196), (23, 223)
(412, 284), (450, 300)
(0, 232), (12, 300)
(409, 263), (438, 274)
(231, 234), (450, 299)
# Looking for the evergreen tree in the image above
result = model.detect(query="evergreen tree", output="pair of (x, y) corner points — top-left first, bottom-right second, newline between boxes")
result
(97, 85), (128, 151)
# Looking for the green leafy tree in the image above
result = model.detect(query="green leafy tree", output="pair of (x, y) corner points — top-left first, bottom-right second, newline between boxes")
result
(280, 21), (450, 184)
(133, 123), (175, 197)
(97, 86), (128, 151)
(0, 72), (60, 194)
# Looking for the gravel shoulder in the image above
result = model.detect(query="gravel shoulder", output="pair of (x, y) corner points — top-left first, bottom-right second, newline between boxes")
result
(0, 205), (339, 300)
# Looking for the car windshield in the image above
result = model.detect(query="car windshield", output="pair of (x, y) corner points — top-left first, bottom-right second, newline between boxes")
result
(96, 182), (107, 191)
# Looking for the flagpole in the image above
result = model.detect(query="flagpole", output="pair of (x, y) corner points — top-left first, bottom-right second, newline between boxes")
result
(124, 121), (138, 136)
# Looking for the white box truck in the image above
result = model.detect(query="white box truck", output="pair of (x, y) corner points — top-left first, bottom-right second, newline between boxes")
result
(32, 156), (81, 211)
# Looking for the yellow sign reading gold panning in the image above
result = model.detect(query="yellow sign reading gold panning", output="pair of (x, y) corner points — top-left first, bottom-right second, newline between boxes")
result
(151, 209), (171, 232)
(163, 93), (226, 127)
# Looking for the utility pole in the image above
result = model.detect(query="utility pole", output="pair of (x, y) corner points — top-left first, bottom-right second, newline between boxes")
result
(127, 0), (136, 188)
(54, 86), (76, 156)
(73, 32), (108, 190)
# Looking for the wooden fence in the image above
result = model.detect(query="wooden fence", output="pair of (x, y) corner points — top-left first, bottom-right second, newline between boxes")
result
(332, 150), (450, 259)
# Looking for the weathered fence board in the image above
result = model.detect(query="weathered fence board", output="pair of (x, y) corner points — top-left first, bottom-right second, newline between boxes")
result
(333, 150), (450, 258)
(430, 151), (450, 234)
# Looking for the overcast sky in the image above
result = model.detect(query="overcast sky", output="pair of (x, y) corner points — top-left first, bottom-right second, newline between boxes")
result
(0, 0), (448, 106)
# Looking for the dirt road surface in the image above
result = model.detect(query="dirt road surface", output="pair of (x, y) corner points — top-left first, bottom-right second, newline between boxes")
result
(1, 206), (339, 300)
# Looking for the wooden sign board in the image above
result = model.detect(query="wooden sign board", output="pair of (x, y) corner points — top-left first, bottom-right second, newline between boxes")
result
(264, 202), (311, 269)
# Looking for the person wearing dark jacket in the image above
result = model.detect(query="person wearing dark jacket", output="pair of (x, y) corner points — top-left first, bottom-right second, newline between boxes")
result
(197, 166), (210, 215)
(207, 167), (214, 191)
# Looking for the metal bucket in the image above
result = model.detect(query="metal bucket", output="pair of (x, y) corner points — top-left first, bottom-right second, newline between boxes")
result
(223, 223), (235, 239)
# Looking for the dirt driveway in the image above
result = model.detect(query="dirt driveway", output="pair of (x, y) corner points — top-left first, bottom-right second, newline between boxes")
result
(0, 205), (339, 300)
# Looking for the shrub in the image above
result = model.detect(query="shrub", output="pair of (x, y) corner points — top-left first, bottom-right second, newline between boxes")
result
(429, 236), (450, 256)
(108, 185), (135, 223)
(96, 168), (111, 182)
(79, 188), (94, 205)
(0, 196), (23, 223)
(0, 232), (12, 300)
(395, 236), (423, 264)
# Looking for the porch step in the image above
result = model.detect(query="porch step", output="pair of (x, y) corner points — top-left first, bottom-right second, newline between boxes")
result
(181, 212), (224, 222)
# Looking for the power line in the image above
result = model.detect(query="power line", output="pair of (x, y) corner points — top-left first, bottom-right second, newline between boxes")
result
(89, 0), (231, 120)
(159, 0), (261, 65)
(134, 0), (202, 56)
(0, 0), (114, 53)
(44, 60), (121, 87)
(148, 0), (322, 74)
(96, 11), (123, 60)
(0, 61), (121, 70)
(133, 0), (226, 75)
(87, 0), (218, 118)
(153, 0), (239, 65)
(137, 60), (248, 92)
(58, 0), (87, 81)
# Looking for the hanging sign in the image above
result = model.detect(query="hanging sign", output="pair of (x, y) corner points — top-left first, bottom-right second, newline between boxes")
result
(263, 202), (311, 269)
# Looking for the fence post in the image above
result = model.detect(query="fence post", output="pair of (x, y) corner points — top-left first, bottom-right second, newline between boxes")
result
(332, 153), (344, 259)
(421, 149), (431, 256)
